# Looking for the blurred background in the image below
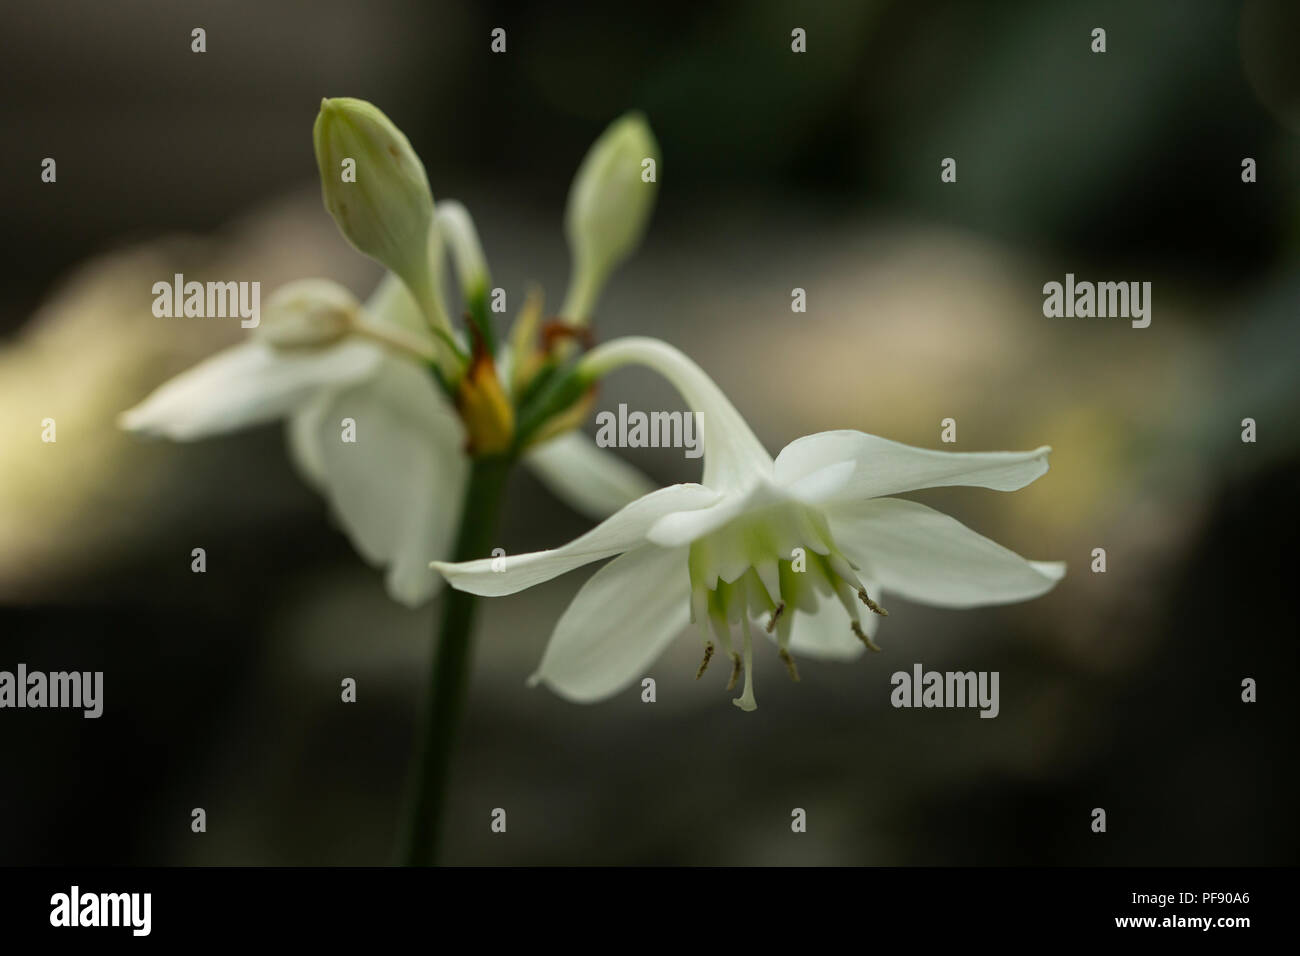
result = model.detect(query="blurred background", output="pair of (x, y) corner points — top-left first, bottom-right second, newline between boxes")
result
(2, 0), (1298, 865)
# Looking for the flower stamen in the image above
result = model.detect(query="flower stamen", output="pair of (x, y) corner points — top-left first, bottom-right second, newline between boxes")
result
(695, 641), (714, 679)
(857, 587), (889, 617)
(779, 647), (800, 682)
(827, 552), (889, 616)
(852, 621), (882, 652)
(726, 652), (742, 691)
(765, 602), (785, 634)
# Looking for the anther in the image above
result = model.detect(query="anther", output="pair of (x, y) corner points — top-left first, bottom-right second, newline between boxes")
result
(726, 652), (742, 691)
(779, 648), (801, 682)
(695, 642), (715, 680)
(765, 603), (785, 634)
(852, 621), (882, 652)
(541, 319), (595, 352)
(857, 587), (889, 617)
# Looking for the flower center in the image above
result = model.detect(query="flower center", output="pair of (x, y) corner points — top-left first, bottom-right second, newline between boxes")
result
(686, 502), (887, 711)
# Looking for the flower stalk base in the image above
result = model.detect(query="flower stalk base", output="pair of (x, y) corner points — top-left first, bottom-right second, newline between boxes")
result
(400, 455), (512, 866)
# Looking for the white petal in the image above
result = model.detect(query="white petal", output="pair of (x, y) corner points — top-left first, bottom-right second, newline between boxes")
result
(285, 392), (332, 491)
(581, 337), (773, 492)
(364, 270), (438, 344)
(645, 488), (751, 547)
(1029, 561), (1067, 583)
(436, 200), (490, 296)
(524, 431), (658, 520)
(825, 497), (1065, 608)
(530, 544), (690, 702)
(119, 340), (380, 440)
(433, 483), (720, 597)
(775, 430), (1051, 502)
(315, 355), (466, 607)
(645, 470), (834, 548)
(784, 459), (857, 503)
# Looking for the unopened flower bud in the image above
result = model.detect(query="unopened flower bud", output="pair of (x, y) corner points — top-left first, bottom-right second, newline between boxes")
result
(259, 279), (358, 349)
(560, 112), (659, 324)
(313, 98), (445, 330)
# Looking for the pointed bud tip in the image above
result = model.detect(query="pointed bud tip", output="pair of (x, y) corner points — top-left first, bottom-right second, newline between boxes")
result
(311, 97), (437, 310)
(615, 108), (649, 127)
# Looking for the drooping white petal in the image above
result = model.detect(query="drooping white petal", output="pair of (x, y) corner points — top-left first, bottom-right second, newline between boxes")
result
(433, 483), (720, 597)
(580, 337), (773, 493)
(646, 491), (751, 548)
(783, 459), (857, 503)
(524, 430), (658, 520)
(645, 470), (848, 552)
(1029, 561), (1067, 583)
(646, 479), (790, 548)
(774, 430), (1051, 503)
(285, 392), (332, 491)
(530, 543), (691, 703)
(824, 497), (1065, 609)
(314, 355), (467, 607)
(119, 340), (381, 440)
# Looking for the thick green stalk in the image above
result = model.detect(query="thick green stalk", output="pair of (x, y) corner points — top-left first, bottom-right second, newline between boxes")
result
(400, 455), (512, 865)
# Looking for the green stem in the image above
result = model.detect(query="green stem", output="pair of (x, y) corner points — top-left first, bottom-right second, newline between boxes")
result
(400, 454), (512, 865)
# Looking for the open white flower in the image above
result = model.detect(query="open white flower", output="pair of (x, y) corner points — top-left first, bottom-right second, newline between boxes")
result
(119, 269), (655, 607)
(435, 337), (1065, 710)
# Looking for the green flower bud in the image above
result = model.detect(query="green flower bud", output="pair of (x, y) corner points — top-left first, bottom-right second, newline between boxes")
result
(258, 279), (358, 349)
(560, 112), (660, 324)
(313, 98), (447, 333)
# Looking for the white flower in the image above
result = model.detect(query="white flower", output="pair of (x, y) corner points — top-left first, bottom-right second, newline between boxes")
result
(119, 271), (655, 607)
(122, 101), (675, 608)
(434, 337), (1065, 710)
